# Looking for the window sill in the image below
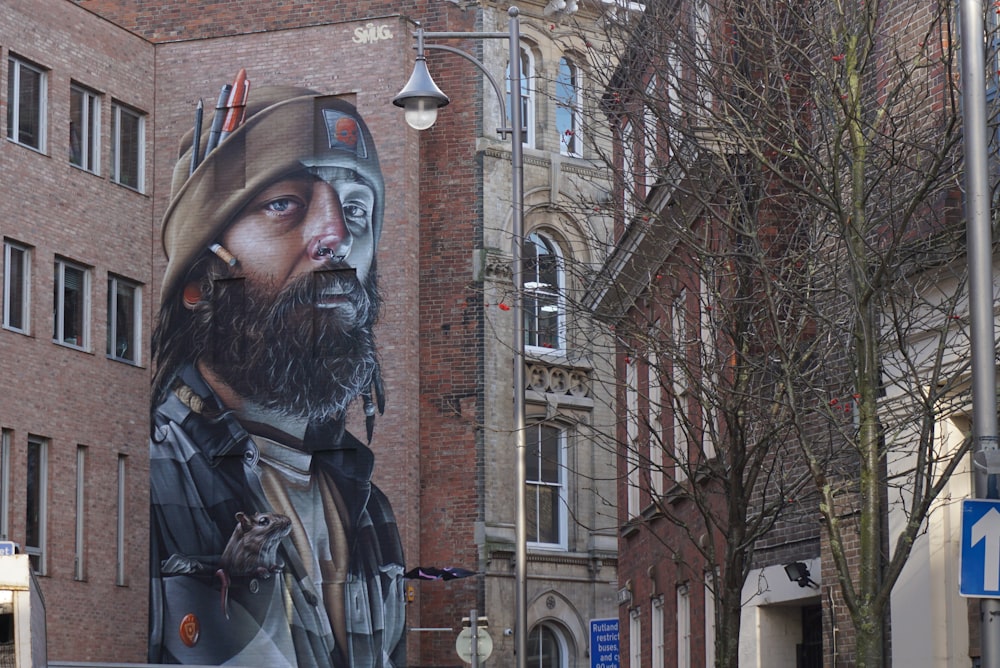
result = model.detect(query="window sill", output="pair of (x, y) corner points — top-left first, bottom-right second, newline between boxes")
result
(107, 354), (143, 367)
(54, 339), (91, 354)
(5, 137), (46, 155)
(69, 162), (101, 178)
(112, 180), (146, 195)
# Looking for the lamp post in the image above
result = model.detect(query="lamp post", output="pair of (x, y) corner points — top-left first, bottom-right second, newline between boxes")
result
(958, 0), (1000, 666)
(393, 7), (529, 668)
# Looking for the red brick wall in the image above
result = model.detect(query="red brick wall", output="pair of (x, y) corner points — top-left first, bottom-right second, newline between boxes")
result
(78, 0), (415, 42)
(0, 0), (155, 660)
(408, 3), (487, 664)
(821, 509), (861, 668)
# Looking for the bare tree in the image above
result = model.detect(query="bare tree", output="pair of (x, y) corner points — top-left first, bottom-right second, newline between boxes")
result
(523, 0), (976, 665)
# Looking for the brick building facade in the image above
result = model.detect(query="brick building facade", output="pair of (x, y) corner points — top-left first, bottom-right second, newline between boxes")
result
(587, 0), (980, 665)
(1, 0), (619, 664)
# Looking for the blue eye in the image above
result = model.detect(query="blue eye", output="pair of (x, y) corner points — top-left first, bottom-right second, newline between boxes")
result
(265, 198), (297, 213)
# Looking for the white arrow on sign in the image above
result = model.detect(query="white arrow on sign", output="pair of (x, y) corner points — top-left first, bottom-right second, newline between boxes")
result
(971, 507), (1000, 591)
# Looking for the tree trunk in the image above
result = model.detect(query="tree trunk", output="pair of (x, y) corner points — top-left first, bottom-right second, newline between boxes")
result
(853, 604), (885, 668)
(716, 577), (743, 668)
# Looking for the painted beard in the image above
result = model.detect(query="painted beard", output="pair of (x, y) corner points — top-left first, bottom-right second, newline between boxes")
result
(199, 266), (380, 422)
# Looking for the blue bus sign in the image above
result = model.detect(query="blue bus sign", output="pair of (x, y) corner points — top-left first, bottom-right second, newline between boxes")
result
(590, 618), (619, 668)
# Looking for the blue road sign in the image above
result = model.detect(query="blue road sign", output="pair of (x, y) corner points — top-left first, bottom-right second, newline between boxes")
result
(960, 498), (1000, 598)
(590, 618), (619, 668)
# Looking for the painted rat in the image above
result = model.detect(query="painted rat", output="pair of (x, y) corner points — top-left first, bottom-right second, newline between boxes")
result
(216, 511), (292, 619)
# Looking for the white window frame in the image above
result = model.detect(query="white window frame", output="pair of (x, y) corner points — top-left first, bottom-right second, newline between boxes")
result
(7, 56), (47, 152)
(666, 45), (683, 156)
(507, 45), (536, 148)
(525, 422), (568, 549)
(643, 75), (659, 196)
(629, 607), (642, 668)
(626, 357), (641, 516)
(54, 258), (91, 350)
(523, 232), (565, 352)
(0, 429), (10, 541)
(677, 584), (691, 668)
(70, 83), (101, 173)
(621, 119), (638, 221)
(705, 571), (717, 667)
(672, 290), (689, 482)
(651, 596), (665, 668)
(4, 240), (31, 334)
(74, 445), (86, 581)
(116, 454), (127, 586)
(107, 274), (142, 364)
(693, 0), (714, 117)
(700, 274), (718, 461)
(649, 349), (663, 496)
(25, 436), (47, 575)
(528, 622), (569, 668)
(556, 56), (583, 157)
(111, 101), (145, 191)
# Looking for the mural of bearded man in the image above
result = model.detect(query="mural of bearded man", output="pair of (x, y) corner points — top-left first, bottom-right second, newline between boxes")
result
(148, 85), (405, 667)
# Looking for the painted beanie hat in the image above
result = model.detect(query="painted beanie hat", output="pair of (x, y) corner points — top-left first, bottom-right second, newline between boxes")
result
(159, 85), (384, 305)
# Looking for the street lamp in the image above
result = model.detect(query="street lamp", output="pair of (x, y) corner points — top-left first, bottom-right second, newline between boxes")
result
(393, 7), (530, 668)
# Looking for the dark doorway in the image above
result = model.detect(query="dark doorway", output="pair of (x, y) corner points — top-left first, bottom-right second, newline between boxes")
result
(797, 604), (823, 668)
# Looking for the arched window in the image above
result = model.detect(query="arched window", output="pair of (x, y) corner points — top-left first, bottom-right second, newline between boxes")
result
(527, 622), (569, 668)
(523, 232), (564, 351)
(507, 46), (535, 147)
(556, 56), (582, 156)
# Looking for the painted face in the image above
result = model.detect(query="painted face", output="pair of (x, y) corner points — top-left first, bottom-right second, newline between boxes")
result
(221, 168), (376, 293)
(334, 116), (360, 148)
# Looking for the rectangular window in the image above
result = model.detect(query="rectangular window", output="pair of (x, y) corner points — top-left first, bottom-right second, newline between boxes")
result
(523, 233), (563, 350)
(25, 436), (47, 575)
(677, 584), (691, 668)
(666, 46), (683, 156)
(705, 571), (717, 667)
(556, 57), (582, 157)
(626, 358), (641, 516)
(700, 276), (717, 460)
(525, 423), (567, 547)
(54, 259), (90, 349)
(7, 56), (47, 151)
(643, 75), (659, 196)
(649, 350), (663, 496)
(651, 596), (665, 668)
(0, 430), (10, 540)
(621, 120), (638, 222)
(693, 0), (714, 117)
(672, 291), (689, 482)
(70, 84), (100, 173)
(4, 241), (30, 333)
(116, 454), (126, 586)
(74, 446), (86, 581)
(506, 48), (535, 147)
(107, 275), (141, 363)
(629, 608), (642, 668)
(112, 102), (144, 191)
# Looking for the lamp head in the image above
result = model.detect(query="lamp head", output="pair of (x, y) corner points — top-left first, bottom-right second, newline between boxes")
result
(783, 562), (818, 588)
(393, 56), (450, 130)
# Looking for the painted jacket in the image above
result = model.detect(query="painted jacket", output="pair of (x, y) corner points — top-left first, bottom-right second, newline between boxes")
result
(148, 364), (406, 667)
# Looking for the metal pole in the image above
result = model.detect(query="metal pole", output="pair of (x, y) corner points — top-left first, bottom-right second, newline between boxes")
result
(471, 608), (479, 668)
(508, 9), (528, 668)
(959, 0), (1000, 664)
